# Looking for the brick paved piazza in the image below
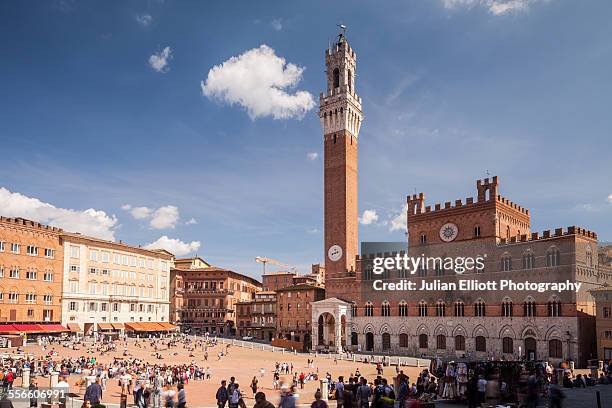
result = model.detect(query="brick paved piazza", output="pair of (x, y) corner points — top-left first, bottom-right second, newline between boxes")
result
(19, 337), (424, 407)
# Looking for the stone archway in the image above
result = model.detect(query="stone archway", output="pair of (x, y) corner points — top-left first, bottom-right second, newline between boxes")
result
(318, 312), (336, 347)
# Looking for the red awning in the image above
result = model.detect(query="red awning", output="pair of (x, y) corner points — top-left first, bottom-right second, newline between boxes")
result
(38, 324), (68, 333)
(0, 324), (20, 333)
(12, 324), (44, 333)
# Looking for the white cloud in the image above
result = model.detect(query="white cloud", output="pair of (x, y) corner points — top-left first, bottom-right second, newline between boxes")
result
(607, 194), (612, 204)
(122, 204), (179, 229)
(130, 206), (153, 220)
(136, 14), (153, 26)
(359, 209), (379, 225)
(201, 45), (315, 120)
(442, 0), (543, 15)
(185, 217), (198, 225)
(307, 228), (320, 234)
(271, 19), (283, 31)
(389, 204), (408, 232)
(0, 187), (118, 240)
(150, 206), (179, 229)
(144, 236), (201, 256)
(149, 46), (172, 73)
(307, 152), (319, 161)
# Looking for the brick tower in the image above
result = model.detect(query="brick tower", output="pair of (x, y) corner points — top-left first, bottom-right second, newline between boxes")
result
(320, 32), (362, 288)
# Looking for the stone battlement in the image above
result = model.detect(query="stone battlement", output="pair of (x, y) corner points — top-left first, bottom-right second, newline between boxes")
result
(499, 226), (597, 245)
(0, 216), (62, 232)
(407, 176), (529, 217)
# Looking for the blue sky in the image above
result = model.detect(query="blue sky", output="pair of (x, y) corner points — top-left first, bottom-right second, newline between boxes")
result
(1, 0), (611, 278)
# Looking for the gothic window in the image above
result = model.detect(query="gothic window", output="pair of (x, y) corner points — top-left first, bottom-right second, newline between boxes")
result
(549, 339), (562, 358)
(522, 251), (535, 269)
(364, 302), (373, 317)
(382, 333), (391, 350)
(502, 298), (513, 317)
(420, 233), (427, 245)
(418, 301), (428, 317)
(351, 304), (358, 317)
(474, 225), (481, 237)
(475, 336), (487, 352)
(381, 301), (391, 317)
(351, 331), (358, 345)
(476, 256), (485, 274)
(364, 264), (373, 281)
(436, 334), (446, 350)
(399, 333), (409, 348)
(333, 68), (340, 89)
(548, 298), (561, 317)
(455, 335), (465, 351)
(398, 301), (408, 317)
(506, 226), (511, 240)
(474, 300), (486, 317)
(501, 255), (512, 272)
(435, 263), (444, 276)
(454, 300), (465, 317)
(546, 247), (561, 267)
(419, 333), (428, 348)
(524, 298), (536, 317)
(503, 337), (513, 354)
(436, 301), (446, 317)
(418, 266), (427, 277)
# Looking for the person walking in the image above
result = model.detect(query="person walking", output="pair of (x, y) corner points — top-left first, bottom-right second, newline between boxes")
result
(216, 380), (229, 408)
(357, 377), (371, 408)
(84, 377), (103, 405)
(176, 383), (186, 408)
(251, 376), (258, 396)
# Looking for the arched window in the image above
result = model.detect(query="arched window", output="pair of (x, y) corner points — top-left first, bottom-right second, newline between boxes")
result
(418, 265), (427, 277)
(333, 68), (340, 89)
(475, 336), (487, 352)
(382, 332), (391, 350)
(503, 337), (513, 354)
(547, 247), (561, 267)
(474, 225), (481, 237)
(474, 300), (486, 317)
(351, 331), (358, 346)
(418, 301), (428, 317)
(364, 302), (373, 317)
(364, 264), (373, 281)
(398, 301), (408, 317)
(455, 335), (465, 351)
(506, 226), (511, 240)
(454, 300), (465, 317)
(586, 245), (593, 268)
(420, 233), (427, 245)
(381, 301), (391, 317)
(436, 334), (446, 350)
(347, 69), (352, 93)
(502, 298), (513, 317)
(501, 255), (512, 271)
(399, 333), (409, 348)
(522, 251), (535, 269)
(549, 339), (562, 358)
(351, 304), (358, 317)
(436, 301), (446, 317)
(548, 299), (561, 317)
(419, 333), (428, 348)
(524, 298), (536, 317)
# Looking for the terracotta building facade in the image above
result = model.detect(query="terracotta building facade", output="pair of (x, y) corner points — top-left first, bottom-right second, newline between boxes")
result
(0, 217), (64, 324)
(277, 283), (325, 350)
(172, 257), (261, 335)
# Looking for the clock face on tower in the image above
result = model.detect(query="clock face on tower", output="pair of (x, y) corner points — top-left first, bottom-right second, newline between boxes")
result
(328, 245), (343, 262)
(439, 223), (459, 242)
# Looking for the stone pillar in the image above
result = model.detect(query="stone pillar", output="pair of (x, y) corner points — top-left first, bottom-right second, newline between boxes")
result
(319, 379), (329, 400)
(335, 316), (342, 352)
(22, 368), (30, 388)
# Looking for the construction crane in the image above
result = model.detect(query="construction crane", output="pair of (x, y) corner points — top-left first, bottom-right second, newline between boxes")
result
(255, 256), (297, 275)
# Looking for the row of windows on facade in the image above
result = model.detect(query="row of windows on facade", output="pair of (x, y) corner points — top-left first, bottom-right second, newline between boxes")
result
(0, 267), (54, 281)
(238, 316), (275, 326)
(185, 281), (250, 292)
(279, 302), (311, 312)
(0, 293), (53, 304)
(13, 308), (54, 320)
(68, 314), (164, 323)
(70, 265), (162, 282)
(352, 299), (561, 318)
(69, 246), (169, 272)
(352, 332), (563, 358)
(180, 311), (226, 319)
(68, 301), (163, 313)
(0, 242), (55, 258)
(67, 281), (166, 298)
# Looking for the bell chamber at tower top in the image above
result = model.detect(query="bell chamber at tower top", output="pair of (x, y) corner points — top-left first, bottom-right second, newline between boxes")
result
(319, 34), (363, 138)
